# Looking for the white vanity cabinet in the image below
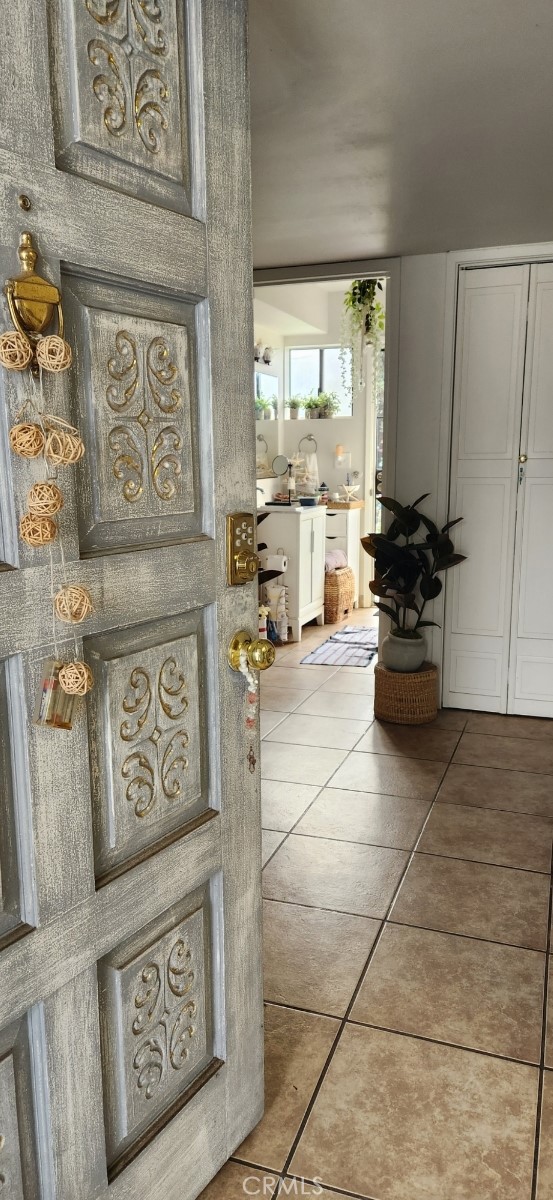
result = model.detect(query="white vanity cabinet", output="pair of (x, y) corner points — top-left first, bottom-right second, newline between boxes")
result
(260, 505), (326, 640)
(325, 506), (362, 606)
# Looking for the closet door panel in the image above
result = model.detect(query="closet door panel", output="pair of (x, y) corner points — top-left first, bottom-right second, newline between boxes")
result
(444, 266), (529, 712)
(509, 264), (553, 716)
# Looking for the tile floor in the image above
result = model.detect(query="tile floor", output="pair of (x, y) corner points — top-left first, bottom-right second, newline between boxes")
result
(201, 609), (553, 1200)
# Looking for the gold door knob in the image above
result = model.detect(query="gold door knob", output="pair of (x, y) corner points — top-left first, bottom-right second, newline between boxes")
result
(519, 453), (528, 464)
(234, 548), (260, 583)
(228, 630), (276, 672)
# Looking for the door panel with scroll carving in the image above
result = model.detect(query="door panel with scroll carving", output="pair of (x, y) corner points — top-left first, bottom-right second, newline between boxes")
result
(0, 3), (260, 1199)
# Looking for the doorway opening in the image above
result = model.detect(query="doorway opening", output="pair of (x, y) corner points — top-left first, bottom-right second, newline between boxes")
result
(252, 269), (394, 625)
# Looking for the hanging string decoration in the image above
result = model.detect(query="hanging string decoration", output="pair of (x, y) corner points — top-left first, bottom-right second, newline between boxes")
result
(28, 481), (64, 517)
(19, 512), (57, 547)
(9, 422), (45, 458)
(44, 421), (85, 466)
(0, 329), (33, 371)
(58, 661), (94, 696)
(1, 233), (95, 715)
(54, 585), (93, 625)
(36, 334), (72, 373)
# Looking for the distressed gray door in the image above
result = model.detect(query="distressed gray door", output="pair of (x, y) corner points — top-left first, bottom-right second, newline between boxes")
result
(0, 2), (263, 1197)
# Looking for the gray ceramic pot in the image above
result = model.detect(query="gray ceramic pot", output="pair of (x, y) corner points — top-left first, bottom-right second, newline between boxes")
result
(381, 631), (426, 673)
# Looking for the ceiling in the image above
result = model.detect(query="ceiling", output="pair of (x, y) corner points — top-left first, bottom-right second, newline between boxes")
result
(249, 0), (553, 268)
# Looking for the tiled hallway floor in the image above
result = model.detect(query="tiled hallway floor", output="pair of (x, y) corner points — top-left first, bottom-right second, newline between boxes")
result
(203, 610), (553, 1200)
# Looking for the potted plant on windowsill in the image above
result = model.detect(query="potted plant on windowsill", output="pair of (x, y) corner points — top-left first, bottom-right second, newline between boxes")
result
(361, 494), (466, 672)
(304, 395), (322, 420)
(318, 391), (341, 419)
(288, 396), (304, 420)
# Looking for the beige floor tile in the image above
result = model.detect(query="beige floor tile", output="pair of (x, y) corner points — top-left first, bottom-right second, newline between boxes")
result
(290, 1024), (539, 1200)
(261, 780), (321, 833)
(262, 833), (408, 918)
(466, 712), (553, 741)
(537, 1071), (553, 1200)
(355, 722), (460, 762)
(199, 1162), (278, 1200)
(294, 787), (430, 850)
(431, 708), (469, 731)
(261, 686), (315, 713)
(454, 732), (553, 775)
(546, 958), (553, 1069)
(418, 802), (553, 872)
(390, 853), (550, 949)
(295, 690), (374, 722)
(265, 713), (369, 751)
(263, 900), (380, 1016)
(351, 923), (545, 1062)
(261, 742), (348, 786)
(317, 671), (375, 695)
(261, 710), (288, 738)
(237, 1003), (339, 1172)
(262, 666), (338, 691)
(262, 829), (286, 867)
(282, 1183), (360, 1200)
(331, 751), (446, 800)
(437, 763), (553, 818)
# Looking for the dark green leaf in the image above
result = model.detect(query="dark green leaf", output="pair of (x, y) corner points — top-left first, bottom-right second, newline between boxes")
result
(410, 493), (431, 510)
(435, 553), (467, 571)
(375, 602), (400, 624)
(419, 513), (439, 539)
(416, 620), (440, 628)
(441, 516), (463, 533)
(420, 575), (442, 600)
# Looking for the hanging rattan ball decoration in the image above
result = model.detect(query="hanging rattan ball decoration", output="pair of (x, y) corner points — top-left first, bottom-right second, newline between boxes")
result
(45, 428), (85, 466)
(19, 512), (57, 547)
(9, 422), (45, 458)
(54, 584), (93, 625)
(0, 330), (33, 371)
(36, 335), (73, 373)
(58, 660), (93, 695)
(27, 481), (64, 517)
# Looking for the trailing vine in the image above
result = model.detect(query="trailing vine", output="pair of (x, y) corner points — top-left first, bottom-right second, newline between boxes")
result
(340, 278), (385, 396)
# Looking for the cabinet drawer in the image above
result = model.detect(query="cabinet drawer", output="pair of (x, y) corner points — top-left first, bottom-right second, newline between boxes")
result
(325, 511), (348, 536)
(325, 534), (347, 555)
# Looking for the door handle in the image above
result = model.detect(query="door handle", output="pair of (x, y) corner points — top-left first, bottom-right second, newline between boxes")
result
(228, 631), (276, 672)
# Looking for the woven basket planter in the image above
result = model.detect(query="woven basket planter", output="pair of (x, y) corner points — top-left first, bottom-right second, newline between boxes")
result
(324, 566), (355, 623)
(374, 661), (438, 725)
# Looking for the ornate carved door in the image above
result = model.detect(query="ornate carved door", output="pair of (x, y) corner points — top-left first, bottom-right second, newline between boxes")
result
(0, 3), (263, 1197)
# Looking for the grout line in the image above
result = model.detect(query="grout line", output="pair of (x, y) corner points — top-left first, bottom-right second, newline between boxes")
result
(531, 871), (553, 1200)
(345, 1016), (542, 1069)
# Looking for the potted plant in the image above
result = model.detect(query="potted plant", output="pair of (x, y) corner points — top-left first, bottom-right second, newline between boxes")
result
(361, 494), (466, 672)
(304, 395), (322, 420)
(340, 278), (385, 393)
(288, 396), (304, 420)
(317, 391), (341, 419)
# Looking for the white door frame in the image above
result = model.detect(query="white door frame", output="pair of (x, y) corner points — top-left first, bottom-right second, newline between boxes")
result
(434, 240), (553, 703)
(253, 257), (401, 608)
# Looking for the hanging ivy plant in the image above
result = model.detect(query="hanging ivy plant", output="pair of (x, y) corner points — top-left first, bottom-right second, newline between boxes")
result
(340, 278), (385, 394)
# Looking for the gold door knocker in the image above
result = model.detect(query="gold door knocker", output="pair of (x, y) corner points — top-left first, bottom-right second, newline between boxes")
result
(0, 232), (72, 374)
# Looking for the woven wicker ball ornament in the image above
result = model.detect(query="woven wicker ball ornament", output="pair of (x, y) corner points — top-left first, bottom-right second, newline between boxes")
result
(9, 422), (45, 458)
(27, 481), (64, 517)
(0, 330), (33, 371)
(45, 428), (85, 466)
(54, 584), (93, 625)
(58, 660), (93, 695)
(36, 335), (73, 373)
(19, 512), (57, 547)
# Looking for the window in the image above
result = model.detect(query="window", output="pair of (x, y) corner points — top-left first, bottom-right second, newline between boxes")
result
(289, 346), (353, 415)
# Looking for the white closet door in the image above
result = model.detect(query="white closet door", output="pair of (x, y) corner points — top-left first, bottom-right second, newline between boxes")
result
(508, 263), (553, 716)
(443, 265), (529, 711)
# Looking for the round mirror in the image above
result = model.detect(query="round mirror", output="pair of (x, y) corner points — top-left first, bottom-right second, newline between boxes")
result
(271, 454), (288, 477)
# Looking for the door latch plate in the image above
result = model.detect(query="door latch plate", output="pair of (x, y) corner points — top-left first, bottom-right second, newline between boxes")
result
(226, 512), (259, 585)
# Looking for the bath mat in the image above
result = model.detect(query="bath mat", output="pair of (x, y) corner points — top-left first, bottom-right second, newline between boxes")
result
(300, 625), (378, 668)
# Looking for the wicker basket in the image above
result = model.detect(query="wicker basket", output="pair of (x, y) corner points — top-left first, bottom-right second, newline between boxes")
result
(374, 661), (438, 725)
(324, 566), (355, 623)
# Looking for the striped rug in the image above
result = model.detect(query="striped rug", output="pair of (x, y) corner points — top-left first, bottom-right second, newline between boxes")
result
(300, 626), (378, 668)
